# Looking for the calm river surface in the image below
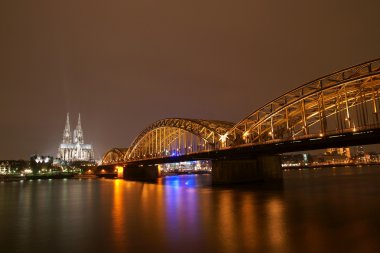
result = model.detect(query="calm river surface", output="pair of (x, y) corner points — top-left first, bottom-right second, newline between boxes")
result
(1, 166), (380, 253)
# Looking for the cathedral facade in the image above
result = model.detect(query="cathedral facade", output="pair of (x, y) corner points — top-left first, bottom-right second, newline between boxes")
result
(57, 113), (94, 162)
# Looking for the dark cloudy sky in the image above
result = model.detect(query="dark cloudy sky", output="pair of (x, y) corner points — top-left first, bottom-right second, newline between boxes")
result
(0, 0), (379, 160)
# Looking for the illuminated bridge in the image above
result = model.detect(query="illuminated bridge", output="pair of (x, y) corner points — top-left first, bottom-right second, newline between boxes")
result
(100, 58), (380, 184)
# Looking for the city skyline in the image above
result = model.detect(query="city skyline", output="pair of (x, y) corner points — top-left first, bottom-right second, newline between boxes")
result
(1, 0), (380, 159)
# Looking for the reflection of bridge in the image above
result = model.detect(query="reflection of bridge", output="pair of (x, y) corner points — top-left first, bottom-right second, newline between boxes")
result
(100, 59), (380, 184)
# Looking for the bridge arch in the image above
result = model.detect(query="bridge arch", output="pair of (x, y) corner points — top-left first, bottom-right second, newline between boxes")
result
(225, 59), (380, 147)
(102, 148), (129, 165)
(126, 118), (234, 161)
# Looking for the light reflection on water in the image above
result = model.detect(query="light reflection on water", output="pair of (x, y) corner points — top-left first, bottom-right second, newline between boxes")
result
(1, 166), (380, 253)
(111, 179), (125, 251)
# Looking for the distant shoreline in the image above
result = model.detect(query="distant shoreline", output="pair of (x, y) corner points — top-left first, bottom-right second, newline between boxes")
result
(2, 163), (380, 181)
(283, 162), (380, 170)
(0, 172), (79, 182)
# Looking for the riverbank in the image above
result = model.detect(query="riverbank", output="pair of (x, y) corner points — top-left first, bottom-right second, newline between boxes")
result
(0, 172), (78, 182)
(283, 162), (380, 170)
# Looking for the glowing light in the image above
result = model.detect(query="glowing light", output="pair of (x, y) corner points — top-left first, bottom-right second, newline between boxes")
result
(115, 166), (123, 178)
(24, 169), (32, 174)
(243, 131), (250, 138)
(35, 156), (43, 163)
(220, 134), (228, 143)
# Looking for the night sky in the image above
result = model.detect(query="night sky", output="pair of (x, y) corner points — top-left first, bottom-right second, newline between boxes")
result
(1, 0), (379, 160)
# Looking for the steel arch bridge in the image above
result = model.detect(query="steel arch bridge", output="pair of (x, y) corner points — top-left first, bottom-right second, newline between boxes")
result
(102, 148), (130, 164)
(102, 58), (380, 165)
(102, 118), (234, 164)
(224, 58), (380, 147)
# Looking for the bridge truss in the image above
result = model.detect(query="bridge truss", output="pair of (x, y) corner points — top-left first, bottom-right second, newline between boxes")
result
(102, 148), (129, 164)
(102, 59), (380, 164)
(102, 119), (234, 164)
(225, 58), (380, 147)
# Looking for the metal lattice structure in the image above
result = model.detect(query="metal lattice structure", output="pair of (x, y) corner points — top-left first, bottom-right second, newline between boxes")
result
(225, 58), (380, 147)
(102, 58), (380, 165)
(125, 118), (234, 161)
(102, 148), (129, 165)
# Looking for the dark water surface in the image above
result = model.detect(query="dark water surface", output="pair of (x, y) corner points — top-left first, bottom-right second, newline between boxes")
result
(1, 166), (380, 253)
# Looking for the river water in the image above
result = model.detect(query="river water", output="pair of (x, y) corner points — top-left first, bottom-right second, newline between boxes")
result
(1, 166), (380, 253)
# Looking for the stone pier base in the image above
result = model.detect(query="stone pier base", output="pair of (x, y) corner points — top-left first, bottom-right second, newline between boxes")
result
(123, 164), (160, 182)
(211, 155), (283, 185)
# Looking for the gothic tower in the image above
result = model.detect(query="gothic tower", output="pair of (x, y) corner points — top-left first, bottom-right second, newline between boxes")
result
(58, 113), (94, 162)
(73, 113), (84, 144)
(62, 113), (72, 144)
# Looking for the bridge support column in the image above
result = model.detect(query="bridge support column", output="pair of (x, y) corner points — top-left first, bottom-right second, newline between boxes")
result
(123, 164), (160, 182)
(211, 155), (283, 185)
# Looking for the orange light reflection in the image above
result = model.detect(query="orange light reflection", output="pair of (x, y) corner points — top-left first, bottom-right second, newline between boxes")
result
(266, 198), (286, 250)
(112, 179), (126, 251)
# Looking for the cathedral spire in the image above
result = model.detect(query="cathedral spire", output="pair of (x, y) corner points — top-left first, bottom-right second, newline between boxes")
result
(58, 113), (94, 162)
(74, 113), (84, 144)
(66, 113), (70, 128)
(77, 113), (82, 129)
(62, 113), (72, 144)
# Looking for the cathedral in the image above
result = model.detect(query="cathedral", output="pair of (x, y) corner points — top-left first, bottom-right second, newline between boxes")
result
(57, 113), (94, 162)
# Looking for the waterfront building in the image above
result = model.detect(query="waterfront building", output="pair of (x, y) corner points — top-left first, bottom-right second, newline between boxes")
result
(281, 153), (313, 167)
(30, 155), (53, 173)
(326, 147), (351, 158)
(0, 160), (29, 174)
(57, 113), (94, 162)
(356, 146), (365, 156)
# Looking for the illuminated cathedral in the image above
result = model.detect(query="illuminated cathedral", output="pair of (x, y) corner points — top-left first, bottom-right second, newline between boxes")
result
(57, 113), (94, 162)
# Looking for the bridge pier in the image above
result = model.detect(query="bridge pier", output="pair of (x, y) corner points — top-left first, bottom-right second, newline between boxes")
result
(211, 155), (283, 185)
(123, 164), (160, 182)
